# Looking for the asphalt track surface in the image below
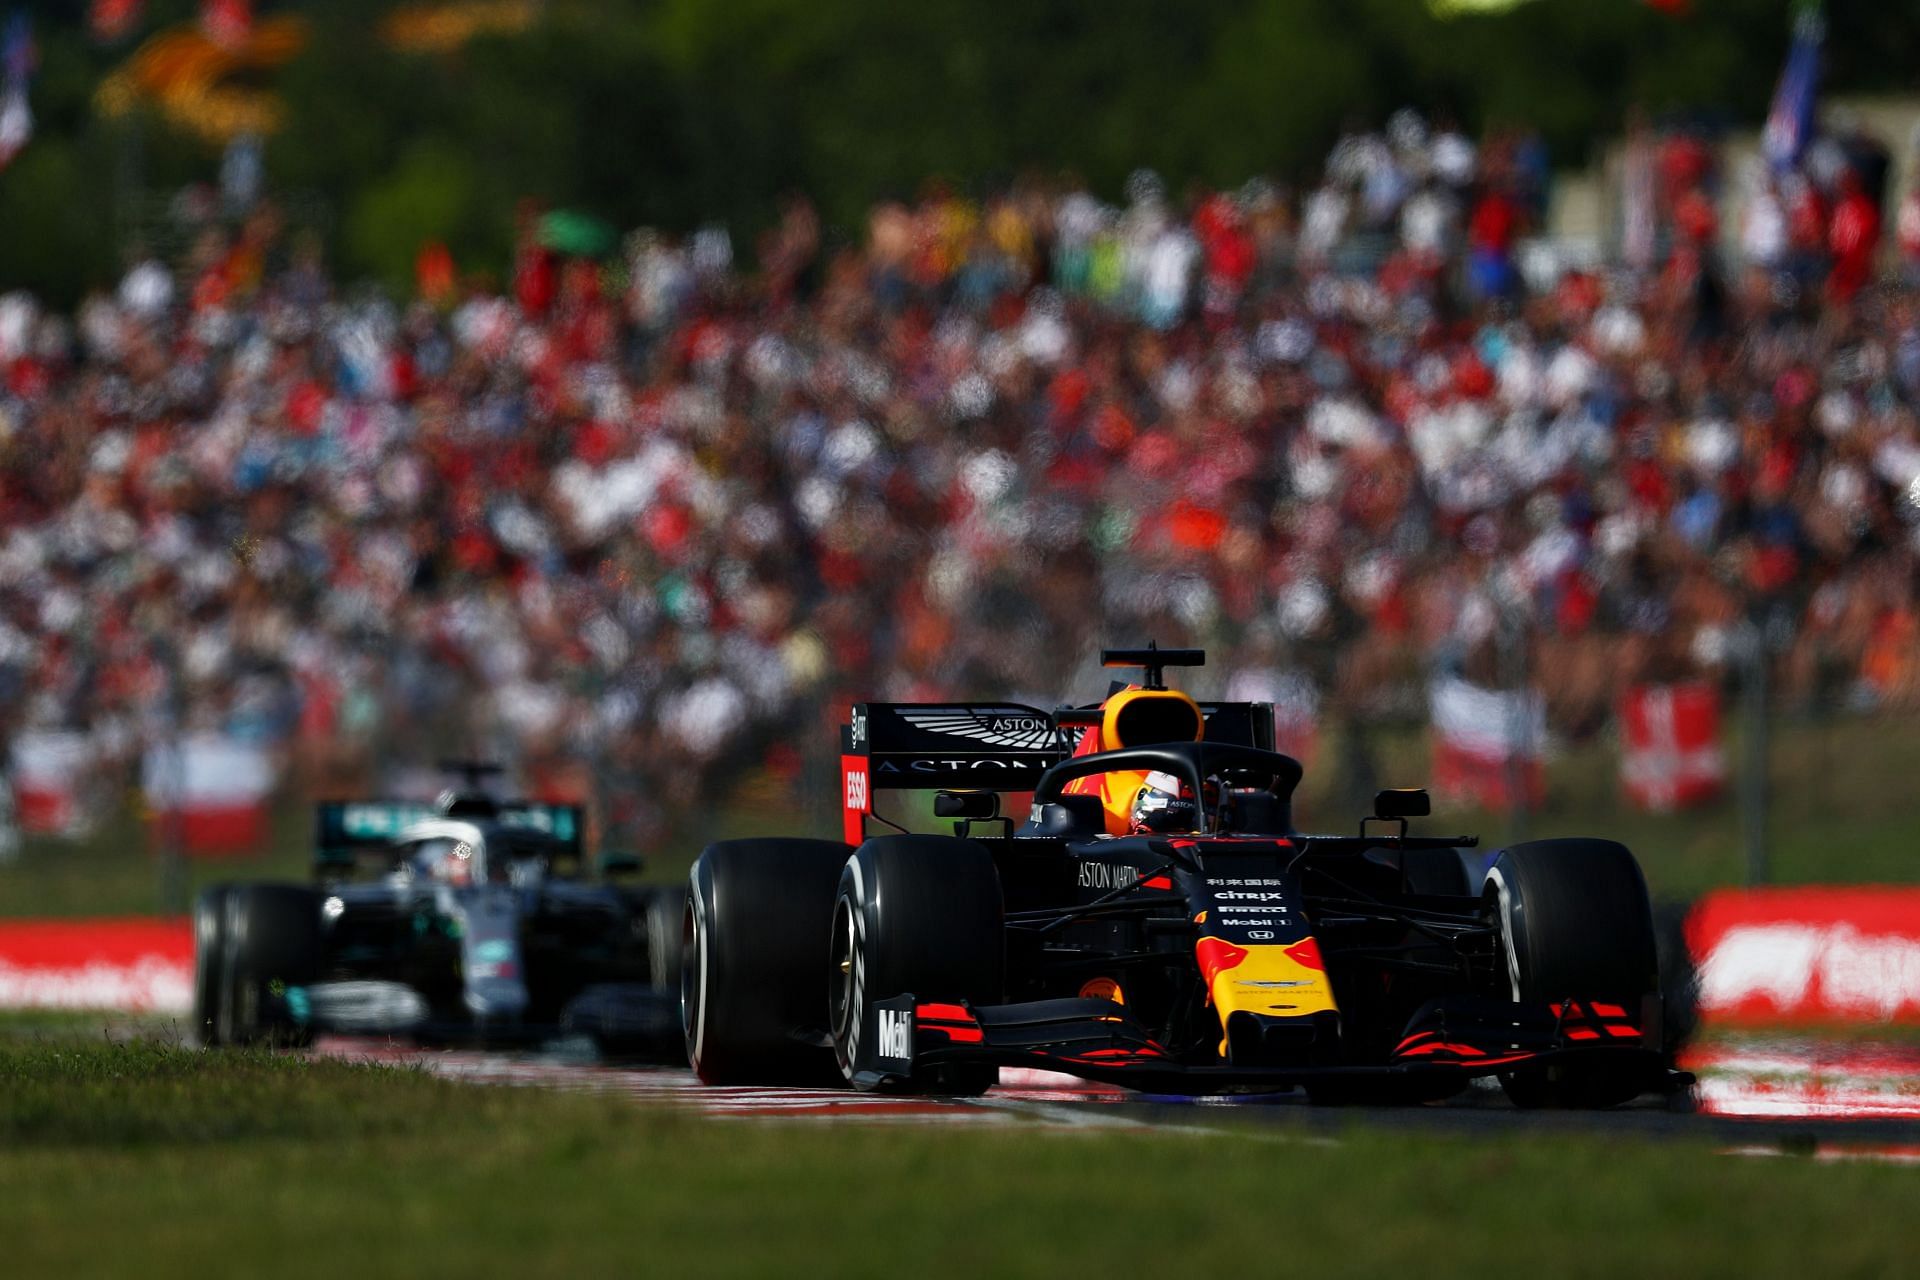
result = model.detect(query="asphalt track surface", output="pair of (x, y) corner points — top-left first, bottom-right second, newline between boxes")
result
(316, 1036), (1920, 1160)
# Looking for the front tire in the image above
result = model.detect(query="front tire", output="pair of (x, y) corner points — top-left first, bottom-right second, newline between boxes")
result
(1485, 838), (1659, 1109)
(682, 838), (850, 1085)
(191, 887), (232, 1047)
(830, 835), (1004, 1095)
(215, 885), (323, 1047)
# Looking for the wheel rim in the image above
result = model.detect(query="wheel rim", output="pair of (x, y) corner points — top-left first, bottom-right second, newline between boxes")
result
(1485, 872), (1524, 1002)
(828, 896), (857, 1048)
(680, 898), (701, 1058)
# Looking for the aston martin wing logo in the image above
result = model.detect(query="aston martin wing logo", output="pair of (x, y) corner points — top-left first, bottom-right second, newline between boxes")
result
(898, 707), (1056, 751)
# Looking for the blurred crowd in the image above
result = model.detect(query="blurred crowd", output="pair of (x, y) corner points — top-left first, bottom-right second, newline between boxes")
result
(5, 108), (1920, 843)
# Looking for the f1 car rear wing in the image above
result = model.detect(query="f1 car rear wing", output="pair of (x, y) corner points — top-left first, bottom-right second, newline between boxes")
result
(838, 701), (1274, 843)
(315, 800), (586, 872)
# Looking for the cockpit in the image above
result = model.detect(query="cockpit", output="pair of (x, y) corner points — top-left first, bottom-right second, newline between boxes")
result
(393, 829), (559, 889)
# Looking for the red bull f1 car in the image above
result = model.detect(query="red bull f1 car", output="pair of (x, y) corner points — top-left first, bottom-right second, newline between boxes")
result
(684, 647), (1686, 1107)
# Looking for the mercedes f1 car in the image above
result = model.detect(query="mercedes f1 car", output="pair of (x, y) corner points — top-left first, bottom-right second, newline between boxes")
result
(193, 768), (685, 1054)
(684, 647), (1686, 1107)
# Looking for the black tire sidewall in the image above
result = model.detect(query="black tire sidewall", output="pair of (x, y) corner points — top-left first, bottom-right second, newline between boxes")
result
(1403, 846), (1475, 897)
(191, 886), (232, 1047)
(1486, 838), (1659, 1108)
(219, 885), (323, 1046)
(1488, 838), (1657, 1006)
(683, 838), (850, 1085)
(831, 835), (1004, 1089)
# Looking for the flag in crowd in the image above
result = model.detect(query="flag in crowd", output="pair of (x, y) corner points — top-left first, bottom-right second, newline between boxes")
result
(1428, 677), (1546, 814)
(1619, 684), (1727, 812)
(8, 732), (98, 841)
(0, 83), (26, 170)
(1762, 7), (1824, 171)
(200, 0), (252, 49)
(0, 10), (33, 170)
(89, 0), (145, 42)
(140, 736), (276, 857)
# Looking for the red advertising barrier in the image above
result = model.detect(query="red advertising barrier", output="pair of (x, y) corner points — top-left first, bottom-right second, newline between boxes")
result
(1688, 888), (1920, 1025)
(0, 918), (194, 1012)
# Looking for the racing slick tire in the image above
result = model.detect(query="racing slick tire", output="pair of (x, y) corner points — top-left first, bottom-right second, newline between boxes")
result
(1485, 839), (1660, 1109)
(830, 836), (1004, 1096)
(214, 885), (324, 1047)
(1403, 846), (1482, 897)
(644, 885), (687, 996)
(683, 839), (851, 1085)
(191, 886), (232, 1047)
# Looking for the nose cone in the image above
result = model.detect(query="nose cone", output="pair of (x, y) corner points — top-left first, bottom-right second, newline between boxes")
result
(459, 893), (530, 1021)
(1199, 933), (1338, 1058)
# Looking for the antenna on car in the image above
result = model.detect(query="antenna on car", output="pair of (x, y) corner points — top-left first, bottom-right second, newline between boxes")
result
(1100, 641), (1205, 691)
(436, 759), (506, 817)
(438, 759), (505, 791)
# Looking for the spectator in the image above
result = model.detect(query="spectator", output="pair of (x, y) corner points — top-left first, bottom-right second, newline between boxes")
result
(2, 109), (1918, 851)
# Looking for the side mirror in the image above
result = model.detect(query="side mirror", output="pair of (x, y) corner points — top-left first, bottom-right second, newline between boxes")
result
(598, 850), (643, 877)
(933, 791), (999, 820)
(1373, 788), (1431, 820)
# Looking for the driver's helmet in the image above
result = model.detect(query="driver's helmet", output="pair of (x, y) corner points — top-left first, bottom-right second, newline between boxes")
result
(1128, 771), (1202, 834)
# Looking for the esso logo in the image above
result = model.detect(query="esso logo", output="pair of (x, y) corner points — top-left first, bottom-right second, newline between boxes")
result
(845, 769), (869, 812)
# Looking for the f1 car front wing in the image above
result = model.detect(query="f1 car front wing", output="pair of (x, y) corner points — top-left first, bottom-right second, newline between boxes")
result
(850, 992), (1685, 1095)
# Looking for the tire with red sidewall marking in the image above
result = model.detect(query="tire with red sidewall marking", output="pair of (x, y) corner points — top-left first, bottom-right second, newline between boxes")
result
(830, 835), (1004, 1095)
(682, 838), (850, 1085)
(1484, 838), (1659, 1109)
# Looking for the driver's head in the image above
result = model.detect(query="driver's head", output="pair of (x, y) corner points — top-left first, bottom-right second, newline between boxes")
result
(1128, 770), (1202, 834)
(430, 839), (478, 886)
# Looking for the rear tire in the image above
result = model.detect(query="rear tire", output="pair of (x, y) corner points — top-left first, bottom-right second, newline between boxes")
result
(216, 885), (323, 1047)
(643, 885), (686, 995)
(830, 836), (1004, 1095)
(1485, 838), (1659, 1109)
(682, 839), (850, 1085)
(1403, 846), (1480, 897)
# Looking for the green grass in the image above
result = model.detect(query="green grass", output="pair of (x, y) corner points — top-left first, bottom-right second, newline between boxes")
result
(0, 1030), (1915, 1279)
(0, 798), (317, 919)
(3, 711), (1917, 918)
